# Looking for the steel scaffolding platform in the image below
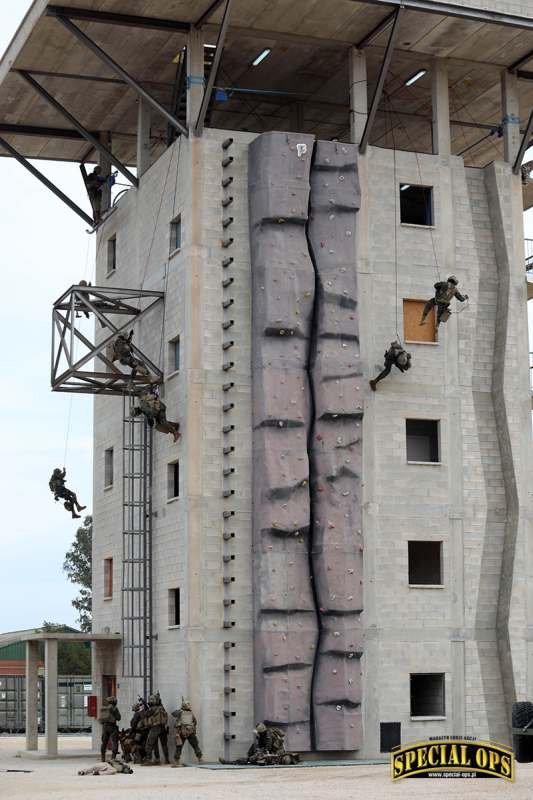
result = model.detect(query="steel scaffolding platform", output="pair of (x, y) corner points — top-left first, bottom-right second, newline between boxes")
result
(122, 394), (153, 698)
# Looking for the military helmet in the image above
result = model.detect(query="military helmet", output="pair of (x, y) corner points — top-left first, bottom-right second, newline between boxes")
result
(181, 700), (191, 710)
(106, 696), (117, 705)
(255, 722), (267, 734)
(447, 275), (458, 284)
(148, 694), (158, 705)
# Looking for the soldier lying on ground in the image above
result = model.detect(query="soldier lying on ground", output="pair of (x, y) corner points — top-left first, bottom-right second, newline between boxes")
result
(78, 760), (133, 776)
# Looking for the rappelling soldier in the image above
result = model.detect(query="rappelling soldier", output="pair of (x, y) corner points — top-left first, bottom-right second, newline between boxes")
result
(131, 388), (181, 442)
(171, 699), (203, 767)
(98, 696), (121, 762)
(369, 340), (411, 391)
(110, 331), (149, 379)
(80, 164), (107, 224)
(48, 467), (86, 519)
(419, 275), (468, 327)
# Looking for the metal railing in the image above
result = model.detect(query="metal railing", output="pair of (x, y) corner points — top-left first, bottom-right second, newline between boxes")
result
(526, 239), (533, 272)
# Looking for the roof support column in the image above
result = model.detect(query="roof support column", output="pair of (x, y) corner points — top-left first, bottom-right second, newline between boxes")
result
(137, 98), (152, 177)
(25, 641), (39, 751)
(187, 28), (205, 132)
(432, 58), (451, 156)
(501, 70), (521, 164)
(349, 47), (367, 146)
(44, 639), (58, 757)
(289, 102), (304, 132)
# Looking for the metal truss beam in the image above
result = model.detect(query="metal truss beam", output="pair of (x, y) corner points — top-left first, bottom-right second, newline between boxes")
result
(359, 8), (402, 155)
(195, 0), (233, 136)
(51, 285), (164, 395)
(19, 71), (138, 187)
(352, 0), (533, 31)
(518, 70), (533, 82)
(356, 10), (397, 49)
(195, 0), (227, 29)
(46, 6), (190, 32)
(513, 109), (533, 175)
(0, 135), (94, 226)
(510, 50), (533, 72)
(0, 123), (90, 139)
(53, 15), (189, 138)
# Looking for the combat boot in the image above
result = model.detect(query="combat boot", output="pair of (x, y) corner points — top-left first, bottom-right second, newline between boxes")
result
(171, 759), (184, 768)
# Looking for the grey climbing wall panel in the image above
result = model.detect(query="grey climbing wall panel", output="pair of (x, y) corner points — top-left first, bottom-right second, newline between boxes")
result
(249, 132), (362, 752)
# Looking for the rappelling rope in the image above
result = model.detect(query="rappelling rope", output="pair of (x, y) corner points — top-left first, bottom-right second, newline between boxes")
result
(63, 395), (73, 468)
(384, 92), (402, 343)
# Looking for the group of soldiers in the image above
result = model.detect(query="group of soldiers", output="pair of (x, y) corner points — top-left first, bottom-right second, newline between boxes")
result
(99, 695), (297, 768)
(99, 695), (202, 768)
(369, 275), (468, 391)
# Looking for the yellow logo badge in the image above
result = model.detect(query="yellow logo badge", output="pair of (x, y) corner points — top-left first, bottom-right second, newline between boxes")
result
(391, 738), (514, 781)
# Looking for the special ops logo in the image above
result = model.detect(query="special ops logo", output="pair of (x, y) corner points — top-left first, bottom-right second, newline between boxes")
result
(391, 738), (514, 781)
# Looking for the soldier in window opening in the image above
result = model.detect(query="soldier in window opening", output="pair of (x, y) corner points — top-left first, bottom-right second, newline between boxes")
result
(98, 696), (121, 762)
(171, 699), (203, 767)
(419, 275), (468, 327)
(49, 467), (86, 519)
(369, 341), (412, 391)
(110, 331), (149, 379)
(140, 694), (169, 766)
(131, 388), (181, 442)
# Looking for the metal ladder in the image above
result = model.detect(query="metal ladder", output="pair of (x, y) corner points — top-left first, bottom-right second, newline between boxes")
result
(121, 395), (153, 698)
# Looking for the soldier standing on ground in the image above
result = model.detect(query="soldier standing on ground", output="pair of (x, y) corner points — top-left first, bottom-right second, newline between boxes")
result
(171, 700), (203, 767)
(141, 694), (169, 765)
(98, 696), (121, 762)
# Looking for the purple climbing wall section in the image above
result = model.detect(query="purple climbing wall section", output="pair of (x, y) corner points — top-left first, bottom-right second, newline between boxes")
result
(249, 132), (318, 752)
(249, 133), (362, 752)
(308, 141), (363, 751)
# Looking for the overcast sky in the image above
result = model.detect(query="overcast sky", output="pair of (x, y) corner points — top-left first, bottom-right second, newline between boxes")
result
(1, 3), (533, 634)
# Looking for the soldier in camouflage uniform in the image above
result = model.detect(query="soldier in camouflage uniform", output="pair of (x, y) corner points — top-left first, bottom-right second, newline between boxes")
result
(141, 694), (169, 766)
(171, 700), (203, 767)
(110, 331), (149, 379)
(219, 722), (297, 766)
(98, 697), (121, 762)
(419, 275), (468, 327)
(131, 389), (181, 442)
(49, 468), (86, 519)
(369, 341), (412, 391)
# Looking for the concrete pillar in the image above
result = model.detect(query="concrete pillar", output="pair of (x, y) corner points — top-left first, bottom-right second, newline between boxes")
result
(501, 71), (521, 165)
(432, 58), (451, 156)
(99, 131), (112, 213)
(289, 102), (304, 132)
(187, 28), (205, 132)
(349, 47), (367, 146)
(137, 98), (152, 178)
(25, 640), (39, 751)
(44, 639), (58, 756)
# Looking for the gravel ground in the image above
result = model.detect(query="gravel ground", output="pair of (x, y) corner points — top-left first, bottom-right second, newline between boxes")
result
(1, 735), (532, 800)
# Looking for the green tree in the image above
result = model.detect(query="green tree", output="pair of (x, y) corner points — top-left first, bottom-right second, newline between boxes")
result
(63, 515), (92, 632)
(40, 622), (91, 674)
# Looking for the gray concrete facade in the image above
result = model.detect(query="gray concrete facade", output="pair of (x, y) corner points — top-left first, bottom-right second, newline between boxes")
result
(91, 119), (533, 760)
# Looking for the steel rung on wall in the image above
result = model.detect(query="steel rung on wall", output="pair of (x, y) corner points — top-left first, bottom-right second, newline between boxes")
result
(122, 395), (153, 698)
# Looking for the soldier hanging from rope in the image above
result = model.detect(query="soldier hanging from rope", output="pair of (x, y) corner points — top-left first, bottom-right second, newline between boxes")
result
(131, 387), (181, 442)
(80, 165), (116, 224)
(419, 275), (468, 327)
(110, 331), (149, 380)
(369, 340), (412, 391)
(49, 468), (86, 519)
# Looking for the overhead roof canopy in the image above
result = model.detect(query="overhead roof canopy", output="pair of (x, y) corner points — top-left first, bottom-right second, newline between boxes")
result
(1, 0), (533, 198)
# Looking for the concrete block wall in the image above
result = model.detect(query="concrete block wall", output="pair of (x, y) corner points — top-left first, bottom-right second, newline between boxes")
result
(359, 143), (532, 757)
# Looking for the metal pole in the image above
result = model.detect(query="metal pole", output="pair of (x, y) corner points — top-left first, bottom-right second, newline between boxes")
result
(0, 136), (94, 227)
(359, 8), (402, 155)
(513, 109), (533, 174)
(19, 71), (138, 187)
(54, 15), (189, 138)
(194, 0), (233, 136)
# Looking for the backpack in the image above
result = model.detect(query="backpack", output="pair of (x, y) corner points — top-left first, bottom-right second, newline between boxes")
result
(98, 705), (114, 724)
(270, 728), (285, 753)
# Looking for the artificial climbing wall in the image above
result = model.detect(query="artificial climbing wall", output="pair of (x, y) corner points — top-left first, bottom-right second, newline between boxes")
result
(249, 132), (362, 752)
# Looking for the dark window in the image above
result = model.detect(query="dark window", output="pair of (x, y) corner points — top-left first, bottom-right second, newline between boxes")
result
(169, 337), (180, 372)
(408, 541), (442, 585)
(410, 673), (445, 717)
(169, 588), (181, 626)
(400, 184), (433, 226)
(107, 236), (116, 272)
(170, 215), (181, 253)
(104, 447), (114, 488)
(168, 461), (179, 499)
(380, 722), (401, 753)
(406, 419), (440, 463)
(104, 558), (113, 599)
